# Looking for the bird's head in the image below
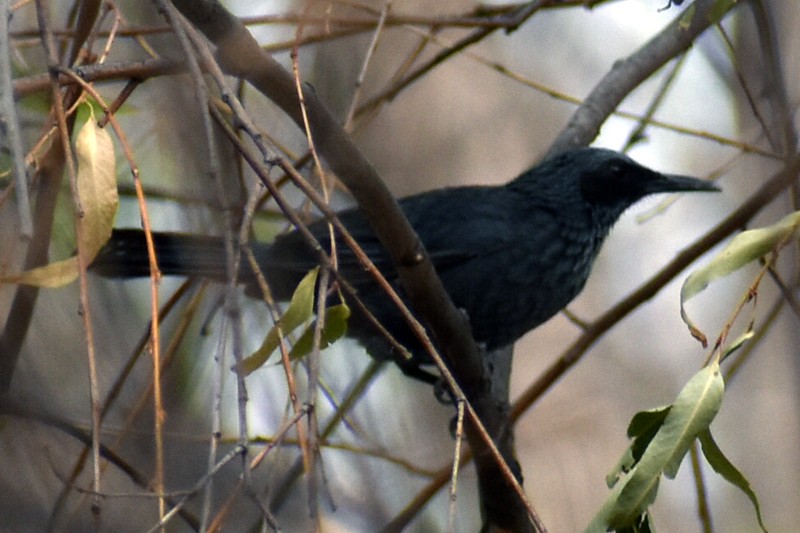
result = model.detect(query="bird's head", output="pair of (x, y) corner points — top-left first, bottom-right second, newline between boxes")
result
(573, 148), (719, 211)
(509, 147), (719, 231)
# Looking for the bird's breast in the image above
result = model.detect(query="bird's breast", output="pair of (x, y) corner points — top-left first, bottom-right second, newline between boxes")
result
(446, 227), (602, 350)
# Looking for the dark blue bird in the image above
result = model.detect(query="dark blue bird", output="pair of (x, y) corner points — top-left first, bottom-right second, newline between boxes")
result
(91, 148), (718, 381)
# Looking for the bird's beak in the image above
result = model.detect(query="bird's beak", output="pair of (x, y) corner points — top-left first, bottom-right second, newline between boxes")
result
(655, 173), (721, 194)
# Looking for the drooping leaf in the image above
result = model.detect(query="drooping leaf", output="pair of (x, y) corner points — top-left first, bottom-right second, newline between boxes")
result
(627, 406), (672, 463)
(4, 257), (82, 288)
(585, 476), (659, 533)
(721, 328), (755, 361)
(75, 105), (118, 257)
(604, 364), (724, 529)
(698, 429), (767, 532)
(606, 447), (636, 490)
(615, 512), (654, 533)
(607, 407), (672, 489)
(680, 211), (800, 345)
(241, 267), (318, 375)
(3, 109), (117, 287)
(289, 303), (350, 361)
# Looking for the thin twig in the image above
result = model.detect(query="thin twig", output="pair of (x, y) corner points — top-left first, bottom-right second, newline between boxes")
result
(0, 0), (33, 237)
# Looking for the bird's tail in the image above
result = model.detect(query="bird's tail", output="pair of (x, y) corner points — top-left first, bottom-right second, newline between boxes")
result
(91, 228), (236, 282)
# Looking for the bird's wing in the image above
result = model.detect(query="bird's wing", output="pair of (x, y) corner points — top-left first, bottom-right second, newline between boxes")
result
(262, 184), (566, 297)
(264, 187), (513, 289)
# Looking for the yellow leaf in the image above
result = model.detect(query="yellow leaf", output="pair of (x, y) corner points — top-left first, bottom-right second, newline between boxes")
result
(75, 106), (117, 258)
(2, 107), (117, 288)
(3, 257), (79, 288)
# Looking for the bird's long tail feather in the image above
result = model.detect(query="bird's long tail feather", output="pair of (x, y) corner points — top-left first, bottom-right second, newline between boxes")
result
(91, 228), (233, 282)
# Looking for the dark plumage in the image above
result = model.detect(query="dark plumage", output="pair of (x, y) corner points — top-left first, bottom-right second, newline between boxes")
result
(91, 148), (718, 381)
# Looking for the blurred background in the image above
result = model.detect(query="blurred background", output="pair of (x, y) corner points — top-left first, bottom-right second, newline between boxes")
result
(1, 1), (798, 531)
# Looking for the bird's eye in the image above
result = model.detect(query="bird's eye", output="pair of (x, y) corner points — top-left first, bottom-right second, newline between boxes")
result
(579, 161), (636, 205)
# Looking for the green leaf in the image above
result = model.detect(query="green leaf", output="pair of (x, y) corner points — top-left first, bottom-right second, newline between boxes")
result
(606, 447), (635, 489)
(586, 477), (658, 533)
(627, 406), (672, 463)
(656, 364), (725, 478)
(615, 512), (654, 533)
(721, 328), (754, 361)
(605, 364), (725, 529)
(680, 211), (800, 345)
(698, 429), (767, 532)
(288, 303), (350, 360)
(241, 267), (319, 375)
(607, 407), (672, 489)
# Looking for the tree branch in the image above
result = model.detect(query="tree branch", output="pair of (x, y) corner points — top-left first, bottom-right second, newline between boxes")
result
(548, 0), (738, 155)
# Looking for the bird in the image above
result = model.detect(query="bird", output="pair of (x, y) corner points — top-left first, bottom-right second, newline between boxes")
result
(90, 147), (718, 382)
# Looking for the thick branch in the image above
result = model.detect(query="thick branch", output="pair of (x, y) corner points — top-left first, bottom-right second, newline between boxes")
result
(170, 0), (485, 395)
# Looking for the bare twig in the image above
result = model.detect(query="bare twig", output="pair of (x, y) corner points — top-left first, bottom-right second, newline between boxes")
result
(0, 0), (33, 237)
